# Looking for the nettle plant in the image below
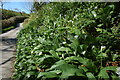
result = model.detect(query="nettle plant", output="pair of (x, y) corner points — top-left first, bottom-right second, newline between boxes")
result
(13, 2), (120, 80)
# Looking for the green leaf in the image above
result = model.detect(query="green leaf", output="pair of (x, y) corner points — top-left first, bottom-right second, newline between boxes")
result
(69, 39), (79, 50)
(98, 52), (108, 58)
(38, 37), (46, 44)
(98, 69), (109, 80)
(60, 68), (85, 78)
(86, 72), (96, 80)
(49, 60), (85, 78)
(78, 66), (88, 72)
(111, 74), (120, 80)
(65, 56), (91, 67)
(108, 4), (114, 9)
(60, 69), (75, 78)
(65, 56), (97, 72)
(26, 71), (35, 78)
(74, 29), (81, 35)
(56, 47), (71, 52)
(49, 50), (59, 59)
(98, 66), (118, 80)
(97, 24), (104, 27)
(102, 66), (118, 71)
(37, 72), (58, 78)
(38, 55), (53, 64)
(91, 11), (97, 17)
(49, 60), (70, 70)
(50, 70), (62, 74)
(65, 56), (85, 63)
(57, 27), (70, 30)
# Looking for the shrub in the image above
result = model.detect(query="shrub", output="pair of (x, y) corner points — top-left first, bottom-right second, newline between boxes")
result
(1, 16), (27, 32)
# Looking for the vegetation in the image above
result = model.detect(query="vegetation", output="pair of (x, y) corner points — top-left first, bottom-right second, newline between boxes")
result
(1, 16), (27, 33)
(14, 2), (120, 80)
(22, 18), (29, 27)
(2, 26), (15, 32)
(0, 9), (29, 33)
(1, 9), (29, 20)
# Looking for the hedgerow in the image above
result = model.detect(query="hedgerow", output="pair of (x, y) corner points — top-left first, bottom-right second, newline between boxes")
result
(1, 16), (27, 33)
(1, 9), (29, 20)
(14, 2), (120, 80)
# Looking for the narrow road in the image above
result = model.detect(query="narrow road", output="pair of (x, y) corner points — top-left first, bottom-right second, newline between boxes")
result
(0, 23), (23, 80)
(0, 23), (23, 38)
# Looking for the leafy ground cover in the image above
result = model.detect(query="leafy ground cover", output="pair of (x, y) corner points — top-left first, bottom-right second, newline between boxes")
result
(14, 2), (120, 80)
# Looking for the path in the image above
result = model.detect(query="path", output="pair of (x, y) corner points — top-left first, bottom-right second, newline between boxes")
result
(0, 23), (23, 80)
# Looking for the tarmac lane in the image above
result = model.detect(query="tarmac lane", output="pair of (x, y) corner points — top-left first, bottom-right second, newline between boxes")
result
(0, 23), (23, 80)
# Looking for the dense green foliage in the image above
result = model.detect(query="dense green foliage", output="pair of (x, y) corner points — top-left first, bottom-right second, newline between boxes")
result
(0, 9), (29, 33)
(1, 9), (29, 20)
(14, 2), (120, 80)
(1, 16), (27, 33)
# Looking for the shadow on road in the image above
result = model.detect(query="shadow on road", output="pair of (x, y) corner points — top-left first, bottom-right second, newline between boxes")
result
(0, 37), (17, 46)
(0, 37), (17, 52)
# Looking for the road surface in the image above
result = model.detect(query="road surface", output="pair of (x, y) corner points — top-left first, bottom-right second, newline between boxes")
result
(0, 23), (23, 80)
